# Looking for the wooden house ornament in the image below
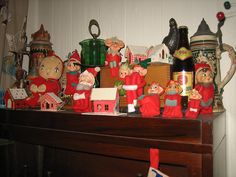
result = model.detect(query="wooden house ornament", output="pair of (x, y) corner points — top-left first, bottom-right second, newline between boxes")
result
(40, 92), (63, 111)
(90, 88), (119, 114)
(148, 44), (173, 64)
(4, 88), (28, 109)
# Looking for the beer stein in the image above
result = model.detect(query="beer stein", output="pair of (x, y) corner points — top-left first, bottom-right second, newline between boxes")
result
(190, 18), (236, 112)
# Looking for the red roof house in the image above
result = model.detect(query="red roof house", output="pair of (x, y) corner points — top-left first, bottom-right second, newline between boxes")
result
(4, 88), (28, 109)
(40, 92), (63, 111)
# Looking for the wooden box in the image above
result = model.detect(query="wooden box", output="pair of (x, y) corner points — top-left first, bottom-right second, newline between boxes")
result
(100, 63), (171, 107)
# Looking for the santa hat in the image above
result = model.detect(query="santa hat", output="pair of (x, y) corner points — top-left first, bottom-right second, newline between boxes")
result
(86, 67), (100, 77)
(69, 50), (81, 63)
(195, 63), (212, 74)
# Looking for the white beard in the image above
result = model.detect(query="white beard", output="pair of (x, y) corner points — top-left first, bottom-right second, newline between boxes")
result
(76, 83), (92, 90)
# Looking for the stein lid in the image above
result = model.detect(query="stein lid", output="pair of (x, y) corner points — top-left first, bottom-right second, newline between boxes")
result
(191, 18), (215, 37)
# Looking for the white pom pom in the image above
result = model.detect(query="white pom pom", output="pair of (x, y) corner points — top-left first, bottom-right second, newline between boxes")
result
(95, 67), (100, 72)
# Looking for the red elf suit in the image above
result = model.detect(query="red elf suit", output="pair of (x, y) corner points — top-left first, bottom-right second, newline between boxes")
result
(162, 92), (183, 118)
(73, 67), (100, 113)
(133, 58), (150, 97)
(123, 71), (142, 113)
(138, 94), (161, 117)
(185, 89), (202, 119)
(105, 37), (125, 78)
(65, 50), (81, 95)
(162, 81), (183, 118)
(138, 82), (164, 117)
(194, 63), (214, 114)
(105, 51), (121, 77)
(185, 98), (201, 119)
(195, 83), (214, 114)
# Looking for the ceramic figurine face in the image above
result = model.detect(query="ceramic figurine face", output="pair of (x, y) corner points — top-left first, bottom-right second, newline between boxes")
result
(67, 59), (81, 72)
(105, 37), (125, 53)
(165, 80), (182, 95)
(189, 89), (202, 100)
(119, 63), (131, 78)
(79, 71), (94, 86)
(39, 56), (63, 80)
(148, 82), (164, 95)
(133, 65), (147, 76)
(196, 68), (213, 84)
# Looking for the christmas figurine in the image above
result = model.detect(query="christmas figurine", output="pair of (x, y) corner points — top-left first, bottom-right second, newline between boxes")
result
(114, 62), (130, 96)
(138, 82), (164, 117)
(64, 50), (81, 95)
(72, 67), (100, 112)
(25, 52), (64, 108)
(162, 80), (183, 118)
(105, 37), (125, 77)
(185, 89), (202, 119)
(123, 65), (142, 113)
(194, 63), (214, 114)
(133, 58), (151, 97)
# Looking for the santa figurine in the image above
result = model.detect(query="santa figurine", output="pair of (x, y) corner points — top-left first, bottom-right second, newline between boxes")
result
(122, 65), (142, 113)
(72, 67), (100, 112)
(194, 63), (214, 114)
(138, 82), (164, 117)
(105, 37), (125, 78)
(133, 58), (151, 97)
(64, 50), (81, 95)
(162, 80), (183, 118)
(185, 89), (202, 119)
(25, 52), (64, 108)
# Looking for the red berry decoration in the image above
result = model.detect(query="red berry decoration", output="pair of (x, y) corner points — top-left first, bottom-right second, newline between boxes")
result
(216, 12), (225, 21)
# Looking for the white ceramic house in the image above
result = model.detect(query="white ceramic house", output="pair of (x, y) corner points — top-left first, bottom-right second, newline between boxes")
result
(148, 44), (173, 64)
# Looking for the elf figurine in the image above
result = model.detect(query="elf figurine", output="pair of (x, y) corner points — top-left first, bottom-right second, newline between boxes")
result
(64, 50), (81, 95)
(185, 89), (202, 119)
(25, 52), (63, 108)
(138, 82), (164, 117)
(73, 67), (100, 112)
(114, 62), (130, 96)
(105, 37), (125, 78)
(194, 63), (214, 114)
(162, 80), (183, 118)
(133, 58), (151, 97)
(123, 65), (142, 113)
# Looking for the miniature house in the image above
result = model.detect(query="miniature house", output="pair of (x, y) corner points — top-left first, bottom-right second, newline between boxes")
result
(4, 88), (28, 109)
(148, 44), (173, 64)
(125, 45), (152, 64)
(40, 92), (63, 111)
(90, 88), (119, 114)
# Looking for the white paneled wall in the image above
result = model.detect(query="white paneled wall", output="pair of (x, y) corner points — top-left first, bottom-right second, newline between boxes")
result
(27, 0), (236, 176)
